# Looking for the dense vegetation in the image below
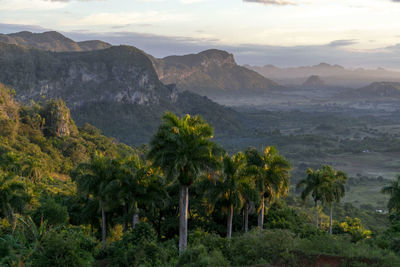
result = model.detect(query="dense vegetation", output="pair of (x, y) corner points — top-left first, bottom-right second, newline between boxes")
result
(1, 85), (400, 266)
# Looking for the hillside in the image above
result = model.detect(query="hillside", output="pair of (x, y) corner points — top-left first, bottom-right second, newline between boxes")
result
(151, 49), (282, 97)
(0, 42), (243, 145)
(301, 75), (326, 89)
(0, 83), (128, 178)
(337, 82), (400, 101)
(0, 31), (111, 52)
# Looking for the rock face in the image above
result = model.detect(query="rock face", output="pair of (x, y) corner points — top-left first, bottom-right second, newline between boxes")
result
(0, 31), (111, 52)
(302, 75), (326, 89)
(151, 49), (282, 96)
(0, 41), (243, 145)
(0, 43), (174, 107)
(40, 99), (78, 137)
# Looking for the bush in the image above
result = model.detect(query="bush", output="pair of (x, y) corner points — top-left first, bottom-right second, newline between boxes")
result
(30, 226), (97, 267)
(229, 229), (295, 266)
(106, 223), (178, 266)
(32, 198), (69, 226)
(177, 244), (229, 267)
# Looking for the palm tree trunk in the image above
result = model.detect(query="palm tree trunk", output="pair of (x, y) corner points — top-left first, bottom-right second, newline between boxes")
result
(132, 202), (139, 229)
(179, 185), (189, 253)
(315, 199), (319, 228)
(329, 203), (333, 235)
(101, 201), (107, 247)
(132, 213), (139, 229)
(258, 196), (265, 229)
(244, 202), (249, 233)
(227, 204), (234, 239)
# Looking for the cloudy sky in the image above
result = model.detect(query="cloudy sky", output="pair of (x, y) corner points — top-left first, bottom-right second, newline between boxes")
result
(1, 0), (400, 68)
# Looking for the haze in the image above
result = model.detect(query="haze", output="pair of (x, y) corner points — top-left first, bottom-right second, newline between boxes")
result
(2, 0), (400, 67)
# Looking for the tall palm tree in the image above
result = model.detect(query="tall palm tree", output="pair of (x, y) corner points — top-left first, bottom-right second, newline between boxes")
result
(245, 147), (291, 229)
(148, 112), (221, 252)
(296, 168), (325, 228)
(382, 175), (400, 213)
(0, 172), (27, 228)
(71, 154), (119, 247)
(319, 165), (348, 234)
(207, 152), (249, 238)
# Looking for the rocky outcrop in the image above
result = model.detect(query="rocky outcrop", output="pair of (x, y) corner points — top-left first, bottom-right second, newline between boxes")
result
(40, 99), (78, 137)
(151, 49), (282, 96)
(0, 31), (111, 52)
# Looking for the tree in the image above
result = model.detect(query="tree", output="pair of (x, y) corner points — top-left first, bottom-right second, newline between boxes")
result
(207, 152), (250, 238)
(71, 154), (120, 247)
(245, 147), (290, 229)
(0, 172), (27, 228)
(148, 112), (221, 252)
(110, 155), (167, 230)
(319, 165), (348, 234)
(382, 175), (400, 213)
(296, 168), (325, 228)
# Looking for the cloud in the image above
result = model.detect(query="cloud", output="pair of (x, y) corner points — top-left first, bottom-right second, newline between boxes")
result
(66, 11), (191, 26)
(58, 30), (400, 69)
(2, 24), (400, 69)
(243, 0), (295, 6)
(329, 39), (358, 47)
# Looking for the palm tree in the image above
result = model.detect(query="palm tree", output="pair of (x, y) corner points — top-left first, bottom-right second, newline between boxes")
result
(245, 147), (291, 229)
(382, 175), (400, 213)
(319, 165), (348, 234)
(148, 112), (221, 252)
(0, 172), (27, 228)
(71, 154), (119, 247)
(296, 168), (325, 228)
(110, 155), (167, 230)
(207, 152), (249, 238)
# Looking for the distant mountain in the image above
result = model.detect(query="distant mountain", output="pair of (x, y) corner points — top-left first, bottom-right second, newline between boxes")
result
(0, 41), (243, 145)
(301, 75), (326, 89)
(246, 63), (400, 88)
(0, 31), (111, 52)
(337, 82), (400, 101)
(151, 49), (282, 97)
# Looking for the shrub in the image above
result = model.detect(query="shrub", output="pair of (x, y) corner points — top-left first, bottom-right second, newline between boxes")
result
(32, 198), (69, 226)
(30, 226), (97, 267)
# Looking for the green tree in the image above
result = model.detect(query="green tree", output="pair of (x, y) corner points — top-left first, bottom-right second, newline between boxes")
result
(382, 175), (400, 213)
(319, 165), (348, 234)
(207, 152), (250, 238)
(296, 168), (325, 228)
(245, 147), (291, 229)
(148, 112), (220, 252)
(110, 155), (167, 230)
(71, 154), (120, 247)
(0, 172), (27, 228)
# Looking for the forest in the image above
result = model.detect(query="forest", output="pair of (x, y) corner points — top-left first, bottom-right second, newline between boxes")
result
(1, 83), (400, 267)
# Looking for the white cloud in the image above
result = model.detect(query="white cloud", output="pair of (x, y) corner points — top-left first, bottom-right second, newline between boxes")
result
(65, 11), (191, 26)
(0, 0), (67, 11)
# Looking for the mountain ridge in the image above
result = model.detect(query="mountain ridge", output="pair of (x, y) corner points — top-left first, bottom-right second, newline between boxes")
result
(151, 49), (283, 97)
(0, 40), (243, 145)
(0, 31), (111, 52)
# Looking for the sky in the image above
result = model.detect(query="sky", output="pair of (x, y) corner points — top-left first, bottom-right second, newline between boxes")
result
(1, 0), (400, 68)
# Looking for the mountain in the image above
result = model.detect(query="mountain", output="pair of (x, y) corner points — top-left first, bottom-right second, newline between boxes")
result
(151, 49), (282, 97)
(301, 75), (326, 89)
(0, 31), (111, 52)
(0, 41), (243, 145)
(337, 82), (400, 101)
(246, 63), (400, 88)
